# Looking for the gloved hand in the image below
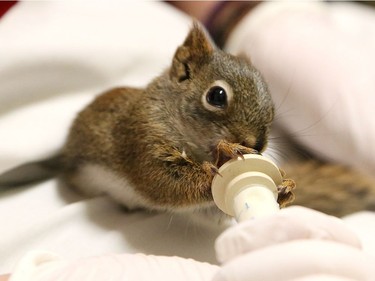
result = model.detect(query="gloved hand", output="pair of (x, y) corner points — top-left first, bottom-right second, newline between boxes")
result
(214, 206), (375, 281)
(8, 207), (375, 281)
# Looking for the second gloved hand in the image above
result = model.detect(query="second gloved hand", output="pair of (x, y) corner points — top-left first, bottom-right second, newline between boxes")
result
(214, 206), (374, 281)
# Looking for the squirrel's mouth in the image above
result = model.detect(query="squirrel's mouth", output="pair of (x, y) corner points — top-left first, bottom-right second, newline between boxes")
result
(241, 140), (266, 154)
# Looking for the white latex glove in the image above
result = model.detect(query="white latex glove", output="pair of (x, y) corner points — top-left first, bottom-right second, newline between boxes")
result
(9, 206), (374, 281)
(226, 1), (375, 175)
(214, 206), (375, 281)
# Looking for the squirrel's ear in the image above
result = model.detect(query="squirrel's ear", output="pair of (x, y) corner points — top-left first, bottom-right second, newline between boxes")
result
(170, 22), (215, 82)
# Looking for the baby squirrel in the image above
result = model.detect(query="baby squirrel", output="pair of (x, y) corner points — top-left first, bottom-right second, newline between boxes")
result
(61, 23), (295, 212)
(0, 23), (294, 214)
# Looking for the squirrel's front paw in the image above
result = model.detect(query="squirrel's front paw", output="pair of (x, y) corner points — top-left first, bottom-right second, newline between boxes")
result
(214, 140), (258, 167)
(277, 178), (296, 207)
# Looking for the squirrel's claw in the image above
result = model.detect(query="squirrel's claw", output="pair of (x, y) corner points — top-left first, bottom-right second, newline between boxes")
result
(214, 140), (258, 167)
(202, 161), (222, 177)
(277, 178), (296, 207)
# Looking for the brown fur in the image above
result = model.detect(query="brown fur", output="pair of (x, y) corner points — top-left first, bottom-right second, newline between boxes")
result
(61, 23), (291, 212)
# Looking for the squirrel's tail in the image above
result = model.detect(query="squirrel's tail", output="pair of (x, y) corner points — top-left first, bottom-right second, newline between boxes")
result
(284, 159), (375, 217)
(0, 155), (63, 188)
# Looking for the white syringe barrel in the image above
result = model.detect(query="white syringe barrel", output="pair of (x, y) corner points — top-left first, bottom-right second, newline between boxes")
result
(211, 154), (283, 222)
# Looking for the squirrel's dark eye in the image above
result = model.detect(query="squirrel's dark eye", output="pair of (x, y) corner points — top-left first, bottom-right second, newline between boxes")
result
(206, 86), (227, 108)
(202, 80), (233, 112)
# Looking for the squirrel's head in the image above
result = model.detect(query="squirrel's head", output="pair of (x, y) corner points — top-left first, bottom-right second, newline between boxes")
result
(161, 23), (274, 162)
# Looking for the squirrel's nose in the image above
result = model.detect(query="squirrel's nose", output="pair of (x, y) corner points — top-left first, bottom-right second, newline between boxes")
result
(253, 139), (265, 152)
(241, 135), (266, 153)
(255, 134), (267, 152)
